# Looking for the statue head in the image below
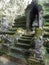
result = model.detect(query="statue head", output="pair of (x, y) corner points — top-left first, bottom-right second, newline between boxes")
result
(2, 15), (6, 22)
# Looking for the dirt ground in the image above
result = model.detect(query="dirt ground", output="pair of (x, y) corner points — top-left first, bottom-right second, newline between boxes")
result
(0, 56), (25, 65)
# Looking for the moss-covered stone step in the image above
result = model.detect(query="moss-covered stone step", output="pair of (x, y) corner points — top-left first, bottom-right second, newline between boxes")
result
(21, 33), (34, 39)
(14, 23), (26, 26)
(43, 13), (49, 16)
(22, 34), (34, 38)
(3, 38), (12, 43)
(43, 14), (49, 19)
(2, 43), (29, 55)
(2, 43), (10, 47)
(15, 43), (30, 49)
(44, 31), (49, 35)
(43, 3), (49, 7)
(0, 44), (5, 55)
(0, 31), (15, 35)
(46, 48), (49, 53)
(12, 26), (26, 29)
(28, 58), (44, 65)
(0, 51), (5, 55)
(10, 46), (27, 54)
(44, 19), (49, 22)
(43, 27), (49, 31)
(18, 38), (31, 44)
(44, 22), (49, 26)
(9, 28), (17, 31)
(14, 18), (26, 22)
(21, 36), (32, 40)
(44, 40), (49, 53)
(14, 16), (26, 22)
(44, 8), (49, 11)
(2, 44), (9, 52)
(14, 21), (26, 24)
(44, 32), (49, 38)
(12, 24), (26, 28)
(45, 43), (49, 48)
(43, 35), (49, 38)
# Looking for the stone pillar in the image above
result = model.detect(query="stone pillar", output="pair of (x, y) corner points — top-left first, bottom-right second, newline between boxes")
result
(33, 28), (44, 61)
(39, 10), (43, 29)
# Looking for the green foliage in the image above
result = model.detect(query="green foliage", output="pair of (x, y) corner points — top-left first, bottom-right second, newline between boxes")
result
(34, 28), (43, 38)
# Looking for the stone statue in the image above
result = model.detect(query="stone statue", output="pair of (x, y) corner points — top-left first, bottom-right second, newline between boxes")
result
(26, 0), (43, 31)
(1, 16), (8, 30)
(26, 0), (44, 61)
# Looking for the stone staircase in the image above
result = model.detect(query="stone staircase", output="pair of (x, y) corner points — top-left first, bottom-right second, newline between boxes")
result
(2, 33), (35, 64)
(1, 3), (49, 65)
(12, 16), (26, 29)
(43, 3), (49, 38)
(0, 15), (46, 65)
(43, 2), (49, 53)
